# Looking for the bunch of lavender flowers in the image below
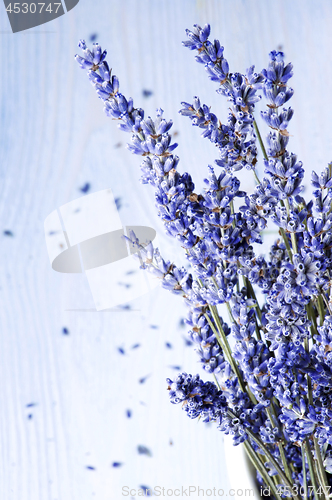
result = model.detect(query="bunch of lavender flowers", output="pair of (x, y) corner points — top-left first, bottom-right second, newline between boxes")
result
(75, 25), (332, 500)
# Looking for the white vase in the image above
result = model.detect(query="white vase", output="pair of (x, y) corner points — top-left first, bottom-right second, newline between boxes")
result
(224, 434), (261, 499)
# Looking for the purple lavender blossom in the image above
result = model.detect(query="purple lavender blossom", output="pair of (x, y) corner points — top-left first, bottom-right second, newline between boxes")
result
(75, 28), (332, 497)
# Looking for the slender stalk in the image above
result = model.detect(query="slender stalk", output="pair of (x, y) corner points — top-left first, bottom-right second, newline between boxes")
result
(208, 306), (257, 402)
(243, 440), (282, 500)
(253, 315), (262, 342)
(279, 227), (293, 262)
(304, 438), (320, 500)
(203, 306), (248, 396)
(284, 198), (299, 255)
(253, 119), (268, 161)
(244, 278), (263, 341)
(321, 292), (332, 315)
(197, 265), (254, 400)
(306, 303), (319, 341)
(227, 412), (301, 500)
(204, 313), (227, 352)
(311, 306), (319, 338)
(307, 373), (314, 407)
(225, 301), (235, 323)
(245, 277), (263, 324)
(266, 407), (292, 485)
(321, 443), (328, 462)
(302, 442), (308, 500)
(230, 200), (236, 229)
(317, 295), (325, 327)
(290, 232), (298, 255)
(304, 337), (314, 411)
(213, 373), (221, 391)
(253, 169), (261, 185)
(277, 442), (293, 485)
(313, 435), (329, 498)
(245, 434), (301, 500)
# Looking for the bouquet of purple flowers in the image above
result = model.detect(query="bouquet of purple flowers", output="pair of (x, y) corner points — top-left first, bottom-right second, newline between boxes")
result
(75, 23), (332, 500)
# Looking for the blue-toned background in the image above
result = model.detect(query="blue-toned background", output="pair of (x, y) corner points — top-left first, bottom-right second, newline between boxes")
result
(1, 1), (332, 498)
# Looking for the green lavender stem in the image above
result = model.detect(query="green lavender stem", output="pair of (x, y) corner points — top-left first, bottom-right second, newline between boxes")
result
(284, 198), (298, 254)
(253, 119), (268, 161)
(243, 440), (282, 500)
(302, 442), (308, 500)
(266, 407), (293, 485)
(304, 438), (320, 500)
(227, 411), (301, 500)
(317, 295), (325, 327)
(204, 308), (250, 398)
(279, 227), (293, 262)
(313, 436), (329, 500)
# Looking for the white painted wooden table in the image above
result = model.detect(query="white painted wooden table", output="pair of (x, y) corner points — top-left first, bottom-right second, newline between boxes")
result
(1, 1), (332, 499)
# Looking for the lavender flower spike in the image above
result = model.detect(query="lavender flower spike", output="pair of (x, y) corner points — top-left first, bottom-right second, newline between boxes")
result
(75, 26), (332, 496)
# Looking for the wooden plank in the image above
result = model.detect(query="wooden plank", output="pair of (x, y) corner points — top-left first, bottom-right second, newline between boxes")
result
(1, 1), (332, 498)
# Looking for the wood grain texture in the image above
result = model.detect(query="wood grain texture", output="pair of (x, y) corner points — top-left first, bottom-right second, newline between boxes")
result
(1, 1), (332, 498)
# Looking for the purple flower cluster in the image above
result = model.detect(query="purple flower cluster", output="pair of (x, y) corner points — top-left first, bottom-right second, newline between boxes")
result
(167, 372), (227, 421)
(181, 24), (263, 173)
(75, 24), (332, 498)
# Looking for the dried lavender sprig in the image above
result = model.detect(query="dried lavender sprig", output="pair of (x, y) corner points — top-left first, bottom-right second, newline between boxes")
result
(183, 27), (332, 487)
(244, 440), (283, 500)
(83, 35), (296, 464)
(75, 40), (267, 316)
(123, 230), (232, 377)
(183, 24), (263, 174)
(167, 372), (301, 499)
(75, 30), (332, 494)
(75, 40), (274, 318)
(124, 230), (254, 397)
(76, 41), (203, 254)
(260, 54), (332, 482)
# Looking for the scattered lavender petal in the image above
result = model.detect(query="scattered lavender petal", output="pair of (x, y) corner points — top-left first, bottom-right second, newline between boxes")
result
(137, 445), (152, 457)
(142, 89), (153, 98)
(139, 485), (152, 496)
(117, 282), (131, 289)
(183, 336), (193, 347)
(80, 183), (91, 193)
(115, 197), (122, 210)
(139, 374), (150, 384)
